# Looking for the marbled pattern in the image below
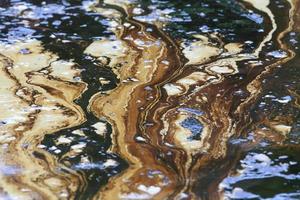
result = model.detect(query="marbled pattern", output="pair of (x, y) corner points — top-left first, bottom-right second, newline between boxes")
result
(0, 0), (299, 199)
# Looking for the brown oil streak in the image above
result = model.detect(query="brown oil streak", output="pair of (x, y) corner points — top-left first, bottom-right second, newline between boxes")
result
(0, 0), (298, 199)
(90, 0), (299, 199)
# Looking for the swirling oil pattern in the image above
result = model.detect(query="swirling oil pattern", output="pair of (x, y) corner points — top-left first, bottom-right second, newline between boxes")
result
(0, 0), (300, 199)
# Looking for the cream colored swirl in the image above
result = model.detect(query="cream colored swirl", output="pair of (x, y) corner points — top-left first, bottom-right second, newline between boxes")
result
(0, 0), (298, 199)
(0, 41), (86, 199)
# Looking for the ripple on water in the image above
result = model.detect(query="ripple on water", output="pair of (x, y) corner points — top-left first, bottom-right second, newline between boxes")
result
(220, 148), (300, 199)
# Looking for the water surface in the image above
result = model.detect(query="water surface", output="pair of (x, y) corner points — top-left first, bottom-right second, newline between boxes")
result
(0, 0), (299, 199)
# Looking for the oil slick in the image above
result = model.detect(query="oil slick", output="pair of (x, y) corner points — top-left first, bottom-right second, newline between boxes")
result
(0, 0), (299, 199)
(0, 40), (86, 199)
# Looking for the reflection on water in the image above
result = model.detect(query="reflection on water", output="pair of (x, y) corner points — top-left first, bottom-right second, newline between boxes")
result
(221, 148), (300, 199)
(0, 0), (299, 199)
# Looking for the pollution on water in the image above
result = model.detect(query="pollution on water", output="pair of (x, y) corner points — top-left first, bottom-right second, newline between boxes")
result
(0, 0), (300, 199)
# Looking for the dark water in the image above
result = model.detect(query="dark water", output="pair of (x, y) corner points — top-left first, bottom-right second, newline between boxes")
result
(0, 0), (299, 199)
